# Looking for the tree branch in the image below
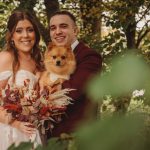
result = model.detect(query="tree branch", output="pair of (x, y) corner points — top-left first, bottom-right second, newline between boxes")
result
(136, 2), (150, 24)
(136, 28), (150, 48)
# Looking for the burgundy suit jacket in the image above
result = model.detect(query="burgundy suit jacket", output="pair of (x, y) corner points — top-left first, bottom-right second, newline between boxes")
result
(48, 42), (102, 137)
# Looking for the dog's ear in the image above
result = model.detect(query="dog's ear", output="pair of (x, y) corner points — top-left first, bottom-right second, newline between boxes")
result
(65, 44), (75, 60)
(65, 44), (72, 52)
(48, 42), (55, 50)
(44, 42), (53, 58)
(44, 49), (49, 58)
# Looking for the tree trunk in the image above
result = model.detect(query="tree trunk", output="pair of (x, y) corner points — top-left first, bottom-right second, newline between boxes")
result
(43, 0), (59, 44)
(125, 22), (136, 49)
(44, 0), (59, 23)
(79, 0), (102, 37)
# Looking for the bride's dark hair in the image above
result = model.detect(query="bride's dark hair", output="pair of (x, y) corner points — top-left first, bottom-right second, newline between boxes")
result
(5, 9), (43, 80)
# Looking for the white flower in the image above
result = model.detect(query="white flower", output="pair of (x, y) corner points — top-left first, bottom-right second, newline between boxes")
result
(132, 89), (145, 98)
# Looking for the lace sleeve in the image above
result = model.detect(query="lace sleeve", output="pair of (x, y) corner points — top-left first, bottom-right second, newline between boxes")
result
(0, 71), (12, 81)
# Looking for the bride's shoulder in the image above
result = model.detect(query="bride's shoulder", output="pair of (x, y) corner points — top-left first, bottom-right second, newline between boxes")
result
(0, 51), (13, 60)
(0, 51), (12, 58)
(0, 51), (13, 71)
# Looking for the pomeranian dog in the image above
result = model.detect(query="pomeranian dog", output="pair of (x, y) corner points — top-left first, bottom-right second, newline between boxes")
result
(39, 42), (76, 90)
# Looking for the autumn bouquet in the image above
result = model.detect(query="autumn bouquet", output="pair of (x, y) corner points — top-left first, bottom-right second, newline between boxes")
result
(0, 79), (73, 135)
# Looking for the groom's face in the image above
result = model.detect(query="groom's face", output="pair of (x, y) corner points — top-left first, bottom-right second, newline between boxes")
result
(49, 14), (78, 46)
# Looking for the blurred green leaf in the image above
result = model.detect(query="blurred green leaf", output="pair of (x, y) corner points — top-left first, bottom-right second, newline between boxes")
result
(8, 142), (33, 150)
(76, 114), (145, 150)
(87, 51), (150, 101)
(45, 136), (70, 150)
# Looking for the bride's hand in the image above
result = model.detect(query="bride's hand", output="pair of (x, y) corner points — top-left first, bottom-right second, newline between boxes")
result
(11, 121), (36, 137)
(0, 79), (9, 89)
(0, 106), (12, 124)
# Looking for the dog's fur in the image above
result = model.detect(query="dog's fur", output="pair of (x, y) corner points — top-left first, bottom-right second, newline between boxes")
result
(39, 42), (76, 89)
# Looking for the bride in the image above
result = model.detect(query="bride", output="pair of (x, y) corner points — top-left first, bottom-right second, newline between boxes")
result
(0, 10), (43, 149)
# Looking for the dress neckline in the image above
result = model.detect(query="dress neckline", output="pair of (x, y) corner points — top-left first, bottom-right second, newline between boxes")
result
(18, 69), (37, 78)
(0, 70), (37, 78)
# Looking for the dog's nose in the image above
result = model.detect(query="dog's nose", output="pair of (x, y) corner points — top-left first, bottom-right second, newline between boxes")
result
(56, 61), (61, 66)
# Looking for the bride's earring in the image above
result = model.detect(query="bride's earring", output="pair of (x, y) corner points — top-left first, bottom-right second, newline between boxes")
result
(10, 40), (18, 52)
(10, 40), (15, 47)
(10, 40), (15, 49)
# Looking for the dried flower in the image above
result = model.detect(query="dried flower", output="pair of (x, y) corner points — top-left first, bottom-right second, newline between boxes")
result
(0, 79), (74, 134)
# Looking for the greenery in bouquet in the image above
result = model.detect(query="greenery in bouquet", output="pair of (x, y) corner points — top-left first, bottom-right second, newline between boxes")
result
(0, 79), (73, 134)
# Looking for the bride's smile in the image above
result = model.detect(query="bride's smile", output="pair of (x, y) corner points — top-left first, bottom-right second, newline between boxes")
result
(12, 19), (36, 53)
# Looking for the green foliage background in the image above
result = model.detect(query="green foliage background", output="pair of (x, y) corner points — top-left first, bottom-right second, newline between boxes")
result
(0, 0), (150, 149)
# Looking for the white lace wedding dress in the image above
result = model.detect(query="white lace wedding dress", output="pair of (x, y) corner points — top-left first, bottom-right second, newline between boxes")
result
(0, 70), (42, 150)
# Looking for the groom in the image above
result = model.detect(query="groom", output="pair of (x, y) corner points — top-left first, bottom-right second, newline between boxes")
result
(47, 10), (102, 137)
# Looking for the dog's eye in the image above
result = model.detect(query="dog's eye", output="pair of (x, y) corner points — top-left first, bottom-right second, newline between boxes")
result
(61, 56), (66, 59)
(52, 56), (56, 59)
